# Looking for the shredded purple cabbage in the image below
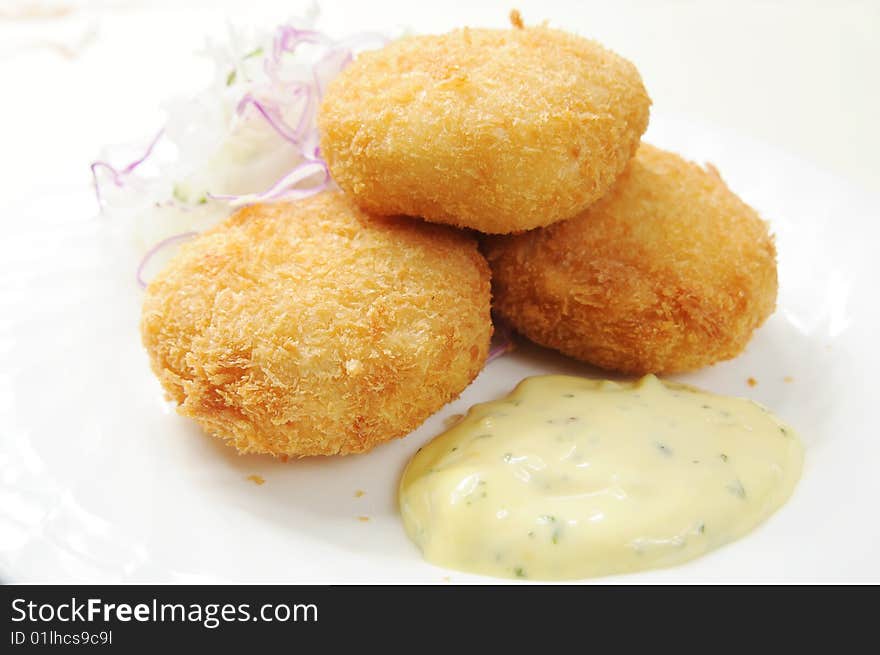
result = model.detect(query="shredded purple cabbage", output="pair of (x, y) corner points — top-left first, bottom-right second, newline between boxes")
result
(486, 320), (517, 364)
(273, 26), (330, 62)
(91, 20), (389, 287)
(208, 159), (329, 205)
(90, 129), (164, 205)
(90, 21), (366, 212)
(236, 93), (303, 145)
(136, 231), (198, 288)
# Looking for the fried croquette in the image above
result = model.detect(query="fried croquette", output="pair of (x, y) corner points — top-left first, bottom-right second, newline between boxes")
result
(141, 191), (492, 457)
(484, 144), (778, 374)
(318, 22), (650, 234)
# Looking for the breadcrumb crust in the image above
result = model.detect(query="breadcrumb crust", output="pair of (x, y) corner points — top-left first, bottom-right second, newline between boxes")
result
(318, 25), (650, 234)
(485, 144), (778, 374)
(141, 192), (492, 457)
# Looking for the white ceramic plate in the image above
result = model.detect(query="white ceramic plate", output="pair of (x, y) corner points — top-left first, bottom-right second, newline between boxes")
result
(1, 112), (877, 583)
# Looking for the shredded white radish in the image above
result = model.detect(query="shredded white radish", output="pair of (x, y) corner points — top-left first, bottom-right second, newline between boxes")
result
(90, 5), (391, 283)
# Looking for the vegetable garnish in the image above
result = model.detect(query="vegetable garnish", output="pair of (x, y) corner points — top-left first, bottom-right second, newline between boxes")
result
(207, 158), (329, 207)
(236, 92), (306, 145)
(487, 317), (516, 364)
(89, 6), (391, 287)
(90, 129), (164, 206)
(136, 231), (198, 289)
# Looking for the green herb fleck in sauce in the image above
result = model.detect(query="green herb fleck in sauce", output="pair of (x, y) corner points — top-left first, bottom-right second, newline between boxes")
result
(726, 479), (747, 499)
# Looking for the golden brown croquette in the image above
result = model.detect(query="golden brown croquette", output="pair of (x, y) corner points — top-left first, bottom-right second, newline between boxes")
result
(141, 191), (492, 457)
(484, 144), (778, 374)
(318, 24), (650, 234)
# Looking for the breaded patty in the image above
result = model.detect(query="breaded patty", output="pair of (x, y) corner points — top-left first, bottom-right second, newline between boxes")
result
(318, 22), (650, 234)
(141, 191), (492, 457)
(484, 144), (778, 374)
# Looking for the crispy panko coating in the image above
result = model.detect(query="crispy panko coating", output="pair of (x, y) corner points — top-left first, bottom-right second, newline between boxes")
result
(318, 23), (650, 234)
(141, 191), (492, 457)
(484, 144), (778, 374)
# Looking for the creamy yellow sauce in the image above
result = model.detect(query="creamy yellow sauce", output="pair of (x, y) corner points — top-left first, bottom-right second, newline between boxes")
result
(399, 375), (803, 580)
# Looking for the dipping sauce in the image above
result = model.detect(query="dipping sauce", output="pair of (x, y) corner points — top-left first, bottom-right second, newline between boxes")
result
(399, 375), (803, 580)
